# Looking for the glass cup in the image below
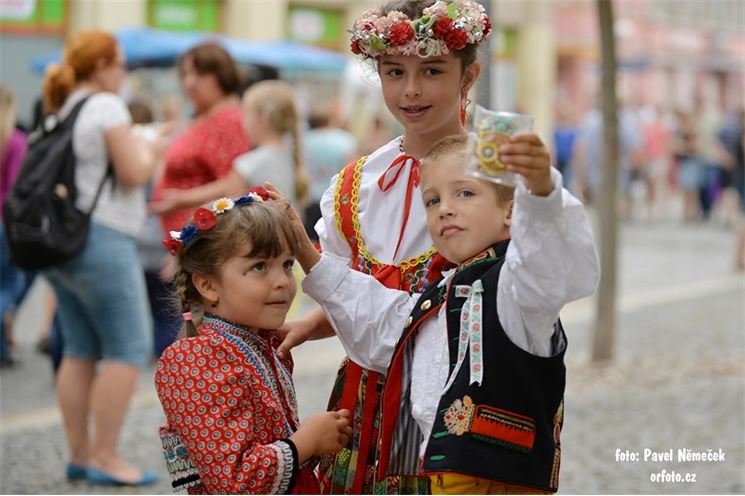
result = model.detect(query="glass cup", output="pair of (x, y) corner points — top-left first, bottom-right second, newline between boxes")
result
(466, 105), (534, 186)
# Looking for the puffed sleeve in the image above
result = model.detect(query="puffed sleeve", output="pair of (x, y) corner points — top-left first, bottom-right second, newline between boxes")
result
(155, 336), (298, 494)
(315, 171), (354, 259)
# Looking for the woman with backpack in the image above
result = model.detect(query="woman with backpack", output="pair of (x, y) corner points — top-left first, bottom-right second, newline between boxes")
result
(40, 30), (158, 486)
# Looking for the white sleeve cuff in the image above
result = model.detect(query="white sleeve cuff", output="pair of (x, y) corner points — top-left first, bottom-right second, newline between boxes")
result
(514, 168), (566, 222)
(301, 253), (351, 304)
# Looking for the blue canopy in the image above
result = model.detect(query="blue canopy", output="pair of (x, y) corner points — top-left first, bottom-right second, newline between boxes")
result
(31, 27), (347, 75)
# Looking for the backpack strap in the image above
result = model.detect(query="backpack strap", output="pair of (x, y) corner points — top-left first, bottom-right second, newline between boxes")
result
(58, 95), (115, 216)
(87, 163), (113, 216)
(57, 96), (91, 133)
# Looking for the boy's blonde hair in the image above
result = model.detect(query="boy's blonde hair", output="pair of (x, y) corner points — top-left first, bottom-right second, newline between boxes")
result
(243, 81), (309, 206)
(421, 134), (514, 206)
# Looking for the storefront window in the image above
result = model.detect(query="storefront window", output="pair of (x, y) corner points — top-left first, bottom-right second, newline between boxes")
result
(147, 0), (221, 32)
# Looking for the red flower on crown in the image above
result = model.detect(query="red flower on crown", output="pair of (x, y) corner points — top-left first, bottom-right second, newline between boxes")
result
(433, 17), (454, 38)
(389, 22), (414, 46)
(351, 39), (362, 55)
(247, 186), (270, 201)
(163, 239), (181, 256)
(444, 28), (469, 51)
(483, 17), (492, 37)
(193, 208), (217, 230)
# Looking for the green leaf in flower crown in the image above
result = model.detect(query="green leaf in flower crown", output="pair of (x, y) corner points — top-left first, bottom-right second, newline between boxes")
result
(370, 34), (387, 51)
(447, 2), (458, 19)
(417, 14), (433, 32)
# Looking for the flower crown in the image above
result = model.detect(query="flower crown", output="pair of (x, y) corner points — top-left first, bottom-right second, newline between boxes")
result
(350, 0), (492, 59)
(163, 187), (271, 256)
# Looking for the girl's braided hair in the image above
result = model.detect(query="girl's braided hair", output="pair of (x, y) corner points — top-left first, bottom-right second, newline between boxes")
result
(171, 201), (300, 339)
(242, 81), (310, 207)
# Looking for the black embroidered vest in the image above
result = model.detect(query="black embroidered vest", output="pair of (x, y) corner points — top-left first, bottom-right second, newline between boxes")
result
(378, 241), (566, 493)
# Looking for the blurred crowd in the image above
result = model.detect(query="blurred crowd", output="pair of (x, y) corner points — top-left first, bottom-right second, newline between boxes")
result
(553, 96), (745, 268)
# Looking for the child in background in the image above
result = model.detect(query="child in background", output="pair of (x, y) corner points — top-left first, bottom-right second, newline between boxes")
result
(154, 189), (352, 494)
(278, 132), (599, 493)
(150, 80), (309, 215)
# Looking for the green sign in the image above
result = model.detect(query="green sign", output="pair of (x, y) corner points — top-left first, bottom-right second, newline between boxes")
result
(288, 5), (343, 49)
(148, 0), (219, 32)
(1, 0), (65, 30)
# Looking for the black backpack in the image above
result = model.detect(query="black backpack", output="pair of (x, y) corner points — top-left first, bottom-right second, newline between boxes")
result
(3, 97), (112, 270)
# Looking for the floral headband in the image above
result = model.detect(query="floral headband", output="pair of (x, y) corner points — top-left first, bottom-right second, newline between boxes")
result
(163, 187), (271, 256)
(350, 0), (492, 59)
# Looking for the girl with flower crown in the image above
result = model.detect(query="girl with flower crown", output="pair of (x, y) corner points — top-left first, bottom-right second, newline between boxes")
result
(274, 1), (531, 494)
(154, 189), (352, 494)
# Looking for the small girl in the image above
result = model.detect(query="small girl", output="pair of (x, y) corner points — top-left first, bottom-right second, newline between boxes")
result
(150, 80), (309, 215)
(154, 188), (351, 494)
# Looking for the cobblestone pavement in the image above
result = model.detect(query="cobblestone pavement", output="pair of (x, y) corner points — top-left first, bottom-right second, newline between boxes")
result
(1, 219), (743, 494)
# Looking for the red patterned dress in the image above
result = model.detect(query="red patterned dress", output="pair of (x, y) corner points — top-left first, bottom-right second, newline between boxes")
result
(154, 105), (250, 234)
(155, 315), (320, 494)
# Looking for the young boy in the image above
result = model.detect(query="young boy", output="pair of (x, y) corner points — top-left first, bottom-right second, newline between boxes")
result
(289, 133), (600, 494)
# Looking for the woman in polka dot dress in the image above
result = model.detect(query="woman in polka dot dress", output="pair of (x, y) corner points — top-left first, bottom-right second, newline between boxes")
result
(155, 188), (352, 494)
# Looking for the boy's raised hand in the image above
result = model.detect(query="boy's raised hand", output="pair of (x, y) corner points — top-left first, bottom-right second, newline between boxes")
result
(498, 133), (554, 197)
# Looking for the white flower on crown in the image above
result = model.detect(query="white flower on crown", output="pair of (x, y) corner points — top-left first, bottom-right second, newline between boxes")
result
(246, 192), (264, 203)
(212, 197), (235, 214)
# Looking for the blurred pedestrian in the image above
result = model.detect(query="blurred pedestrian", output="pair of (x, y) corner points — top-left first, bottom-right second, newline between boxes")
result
(128, 99), (181, 358)
(571, 104), (644, 218)
(641, 105), (672, 220)
(40, 30), (158, 486)
(1, 87), (65, 374)
(303, 106), (357, 241)
(693, 96), (724, 219)
(0, 83), (29, 367)
(151, 42), (251, 237)
(718, 109), (745, 269)
(155, 190), (351, 493)
(151, 80), (308, 214)
(552, 101), (579, 190)
(673, 109), (702, 222)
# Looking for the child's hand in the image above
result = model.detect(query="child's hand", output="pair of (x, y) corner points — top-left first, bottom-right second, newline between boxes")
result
(263, 181), (321, 274)
(263, 182), (304, 231)
(148, 189), (183, 214)
(498, 133), (554, 196)
(291, 410), (352, 462)
(276, 317), (315, 358)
